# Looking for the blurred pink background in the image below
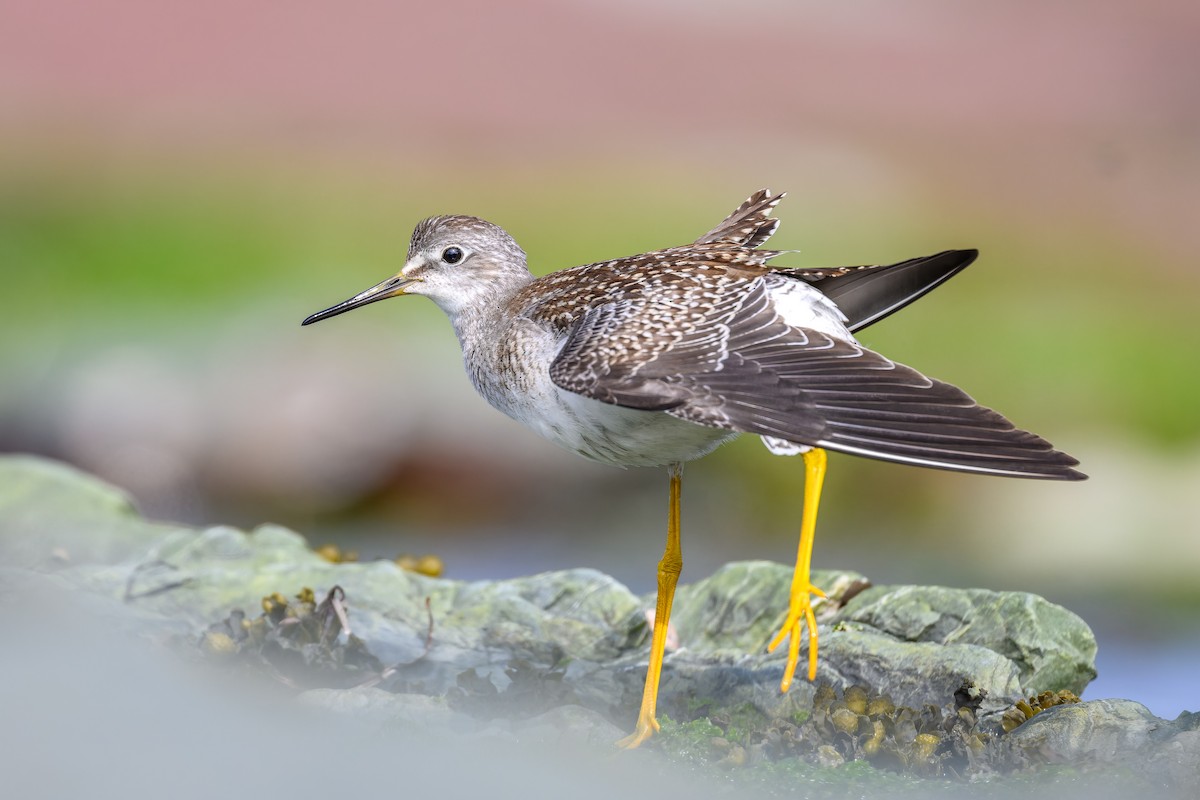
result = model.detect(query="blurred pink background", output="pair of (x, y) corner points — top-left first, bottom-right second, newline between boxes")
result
(5, 0), (1196, 253)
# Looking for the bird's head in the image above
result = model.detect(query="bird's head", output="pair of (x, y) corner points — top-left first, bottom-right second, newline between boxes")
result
(302, 215), (531, 326)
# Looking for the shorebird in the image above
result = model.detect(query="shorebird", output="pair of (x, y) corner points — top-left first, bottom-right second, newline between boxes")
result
(302, 189), (1085, 748)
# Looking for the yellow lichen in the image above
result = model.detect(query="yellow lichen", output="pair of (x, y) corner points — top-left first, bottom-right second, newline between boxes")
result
(843, 685), (869, 715)
(1000, 689), (1082, 733)
(862, 719), (886, 757)
(913, 732), (940, 763)
(792, 683), (990, 777)
(396, 553), (445, 577)
(261, 592), (287, 614)
(315, 544), (358, 563)
(831, 707), (861, 735)
(199, 630), (237, 655)
(866, 695), (895, 716)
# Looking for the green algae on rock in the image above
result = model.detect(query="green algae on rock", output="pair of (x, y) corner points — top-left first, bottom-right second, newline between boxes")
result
(6, 454), (1194, 791)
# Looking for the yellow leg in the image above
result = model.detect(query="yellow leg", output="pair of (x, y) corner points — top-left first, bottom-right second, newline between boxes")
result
(767, 447), (828, 690)
(617, 461), (683, 749)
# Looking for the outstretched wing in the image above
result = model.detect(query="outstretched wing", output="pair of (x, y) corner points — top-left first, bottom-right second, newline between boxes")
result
(548, 278), (1084, 480)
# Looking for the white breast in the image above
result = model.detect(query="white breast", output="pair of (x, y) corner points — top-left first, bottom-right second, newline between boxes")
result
(466, 317), (735, 468)
(544, 390), (736, 467)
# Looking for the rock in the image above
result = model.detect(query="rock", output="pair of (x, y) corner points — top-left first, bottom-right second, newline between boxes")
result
(842, 584), (1098, 695)
(3, 454), (1188, 792)
(299, 686), (471, 730)
(510, 704), (628, 748)
(1002, 699), (1200, 786)
(623, 561), (1095, 726)
(299, 685), (626, 748)
(0, 455), (185, 567)
(0, 455), (1097, 722)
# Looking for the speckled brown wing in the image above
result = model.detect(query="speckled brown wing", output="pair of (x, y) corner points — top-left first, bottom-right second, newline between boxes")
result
(548, 276), (828, 441)
(511, 244), (778, 332)
(547, 277), (1084, 479)
(694, 189), (785, 248)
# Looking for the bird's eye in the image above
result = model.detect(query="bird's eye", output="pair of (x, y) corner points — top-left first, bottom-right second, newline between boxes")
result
(441, 247), (463, 265)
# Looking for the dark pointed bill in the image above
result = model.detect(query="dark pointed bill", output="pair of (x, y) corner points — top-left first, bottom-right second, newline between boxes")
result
(301, 275), (415, 326)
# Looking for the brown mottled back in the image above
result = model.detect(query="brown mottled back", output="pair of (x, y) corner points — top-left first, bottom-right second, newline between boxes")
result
(511, 243), (784, 334)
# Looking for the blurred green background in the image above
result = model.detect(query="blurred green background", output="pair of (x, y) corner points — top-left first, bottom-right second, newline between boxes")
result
(2, 1), (1198, 712)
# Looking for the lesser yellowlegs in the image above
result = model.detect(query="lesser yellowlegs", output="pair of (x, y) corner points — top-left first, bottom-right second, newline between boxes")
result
(302, 189), (1085, 747)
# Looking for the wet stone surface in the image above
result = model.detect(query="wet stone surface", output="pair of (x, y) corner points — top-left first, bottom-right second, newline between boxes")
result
(2, 454), (1196, 795)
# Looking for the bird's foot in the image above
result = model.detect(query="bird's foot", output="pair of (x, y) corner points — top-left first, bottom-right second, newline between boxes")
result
(767, 582), (827, 691)
(616, 708), (660, 749)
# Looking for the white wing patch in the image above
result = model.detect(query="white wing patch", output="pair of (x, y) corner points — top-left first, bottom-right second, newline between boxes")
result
(761, 436), (811, 456)
(765, 275), (854, 340)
